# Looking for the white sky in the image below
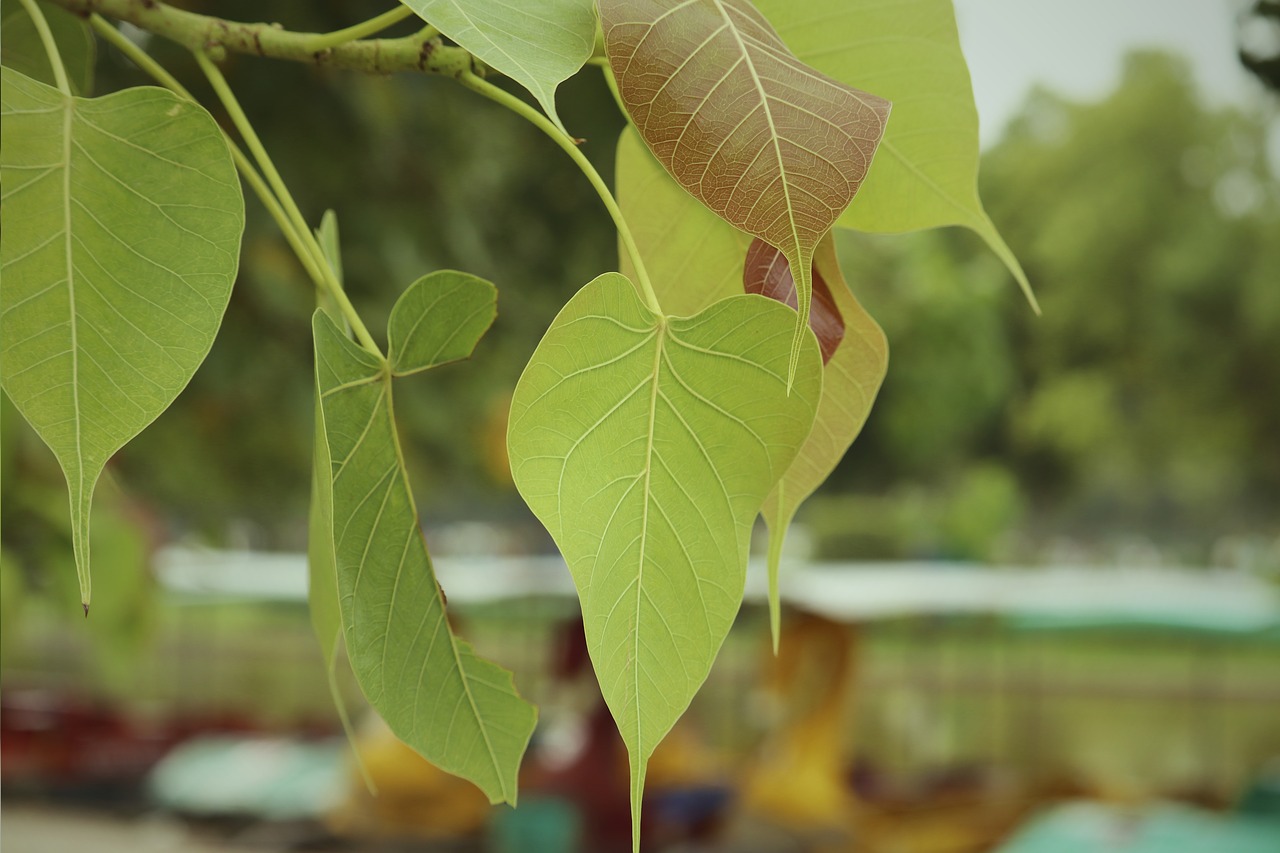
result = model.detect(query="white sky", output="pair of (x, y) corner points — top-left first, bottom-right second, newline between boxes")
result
(952, 0), (1277, 150)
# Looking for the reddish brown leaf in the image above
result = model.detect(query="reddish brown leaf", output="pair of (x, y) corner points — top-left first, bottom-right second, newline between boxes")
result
(744, 238), (844, 364)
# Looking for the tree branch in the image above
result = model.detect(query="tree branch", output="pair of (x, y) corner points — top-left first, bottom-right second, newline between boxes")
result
(51, 0), (475, 76)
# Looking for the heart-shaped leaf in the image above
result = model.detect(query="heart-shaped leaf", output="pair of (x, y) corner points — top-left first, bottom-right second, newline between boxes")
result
(399, 0), (597, 134)
(601, 0), (890, 380)
(0, 69), (243, 607)
(746, 236), (887, 648)
(507, 272), (822, 848)
(313, 290), (533, 805)
(754, 0), (1037, 310)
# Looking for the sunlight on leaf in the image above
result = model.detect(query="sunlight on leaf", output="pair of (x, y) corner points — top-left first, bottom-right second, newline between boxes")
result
(755, 0), (1038, 311)
(399, 0), (597, 134)
(601, 0), (890, 380)
(507, 272), (822, 849)
(313, 297), (533, 805)
(746, 236), (887, 649)
(0, 69), (243, 607)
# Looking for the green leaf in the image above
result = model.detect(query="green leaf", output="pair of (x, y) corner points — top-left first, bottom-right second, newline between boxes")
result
(754, 0), (1038, 311)
(1, 0), (95, 96)
(749, 236), (887, 649)
(388, 271), (497, 376)
(312, 300), (533, 806)
(0, 69), (244, 607)
(616, 127), (749, 316)
(507, 272), (822, 848)
(307, 211), (377, 792)
(309, 211), (345, 670)
(398, 0), (596, 134)
(600, 0), (890, 381)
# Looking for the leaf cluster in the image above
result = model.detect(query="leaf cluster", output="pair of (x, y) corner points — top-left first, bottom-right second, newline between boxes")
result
(0, 0), (1030, 846)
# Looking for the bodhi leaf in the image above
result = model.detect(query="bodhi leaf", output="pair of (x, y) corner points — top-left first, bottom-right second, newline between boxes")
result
(616, 126), (748, 316)
(753, 0), (1038, 311)
(313, 275), (533, 805)
(0, 69), (243, 608)
(600, 0), (890, 382)
(305, 211), (375, 790)
(746, 236), (887, 649)
(616, 127), (887, 653)
(1, 0), (95, 96)
(507, 272), (822, 848)
(388, 270), (498, 376)
(398, 0), (596, 134)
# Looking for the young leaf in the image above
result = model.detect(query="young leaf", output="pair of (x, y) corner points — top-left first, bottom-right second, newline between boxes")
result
(600, 0), (890, 381)
(313, 291), (534, 806)
(754, 0), (1038, 310)
(743, 236), (844, 365)
(388, 271), (498, 376)
(746, 236), (888, 648)
(399, 0), (597, 134)
(1, 0), (96, 96)
(0, 69), (243, 607)
(507, 272), (822, 848)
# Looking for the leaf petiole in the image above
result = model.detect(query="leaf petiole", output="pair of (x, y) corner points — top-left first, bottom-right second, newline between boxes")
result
(87, 16), (330, 297)
(457, 71), (661, 316)
(18, 0), (72, 96)
(193, 50), (385, 360)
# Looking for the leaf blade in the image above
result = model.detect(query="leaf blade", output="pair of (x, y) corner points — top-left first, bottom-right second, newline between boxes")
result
(747, 236), (888, 648)
(399, 0), (596, 133)
(1, 0), (95, 95)
(0, 69), (243, 606)
(755, 0), (1037, 310)
(313, 310), (535, 805)
(601, 0), (890, 375)
(388, 271), (496, 376)
(508, 272), (822, 847)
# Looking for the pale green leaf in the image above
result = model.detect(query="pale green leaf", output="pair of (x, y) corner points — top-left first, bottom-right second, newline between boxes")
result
(616, 127), (749, 316)
(1, 0), (95, 96)
(507, 272), (822, 847)
(398, 0), (596, 134)
(754, 236), (887, 649)
(388, 271), (496, 376)
(617, 130), (888, 652)
(755, 0), (1038, 310)
(313, 309), (534, 805)
(0, 69), (243, 607)
(600, 0), (890, 381)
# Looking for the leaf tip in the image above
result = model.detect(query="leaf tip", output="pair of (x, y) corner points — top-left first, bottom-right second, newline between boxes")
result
(82, 601), (90, 618)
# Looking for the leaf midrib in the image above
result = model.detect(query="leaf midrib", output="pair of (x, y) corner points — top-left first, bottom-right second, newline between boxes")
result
(62, 92), (82, 486)
(633, 322), (665, 758)
(711, 0), (802, 269)
(381, 366), (509, 801)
